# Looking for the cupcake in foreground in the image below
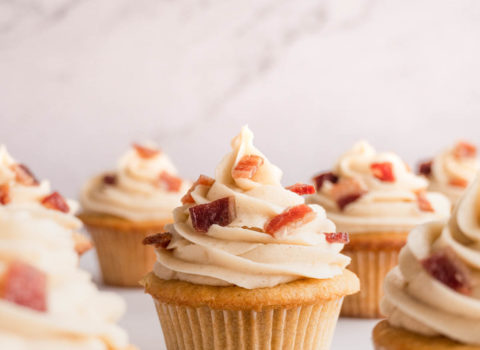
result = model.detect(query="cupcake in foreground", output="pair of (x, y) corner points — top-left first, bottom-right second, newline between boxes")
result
(142, 126), (359, 350)
(308, 141), (451, 318)
(418, 141), (479, 206)
(0, 146), (91, 255)
(79, 143), (189, 287)
(374, 173), (480, 349)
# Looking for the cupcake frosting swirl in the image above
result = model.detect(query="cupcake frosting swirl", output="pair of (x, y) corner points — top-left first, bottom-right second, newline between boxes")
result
(80, 143), (190, 222)
(309, 141), (451, 232)
(381, 174), (480, 345)
(153, 126), (350, 289)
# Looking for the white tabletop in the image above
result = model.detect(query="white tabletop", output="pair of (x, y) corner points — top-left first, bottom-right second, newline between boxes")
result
(80, 250), (377, 350)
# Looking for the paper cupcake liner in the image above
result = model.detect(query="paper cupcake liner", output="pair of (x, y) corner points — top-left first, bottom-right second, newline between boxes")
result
(152, 298), (344, 350)
(341, 249), (400, 318)
(86, 224), (163, 287)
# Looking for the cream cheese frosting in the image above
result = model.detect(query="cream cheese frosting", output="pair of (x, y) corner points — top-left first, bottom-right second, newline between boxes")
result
(309, 141), (451, 232)
(425, 141), (480, 205)
(381, 174), (480, 345)
(80, 142), (189, 222)
(153, 126), (351, 289)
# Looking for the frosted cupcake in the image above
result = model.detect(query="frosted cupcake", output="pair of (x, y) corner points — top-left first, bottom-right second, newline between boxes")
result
(0, 146), (91, 255)
(419, 141), (480, 206)
(374, 173), (480, 349)
(308, 141), (451, 318)
(79, 143), (189, 287)
(142, 126), (359, 350)
(0, 201), (135, 349)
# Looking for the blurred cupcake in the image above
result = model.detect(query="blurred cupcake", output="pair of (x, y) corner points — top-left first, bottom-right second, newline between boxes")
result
(0, 203), (135, 349)
(308, 141), (451, 318)
(142, 126), (359, 350)
(418, 141), (480, 206)
(374, 174), (480, 349)
(0, 145), (91, 255)
(79, 143), (189, 287)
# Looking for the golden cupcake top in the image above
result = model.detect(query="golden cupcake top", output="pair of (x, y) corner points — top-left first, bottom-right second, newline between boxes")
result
(308, 141), (451, 232)
(144, 126), (351, 289)
(80, 142), (190, 222)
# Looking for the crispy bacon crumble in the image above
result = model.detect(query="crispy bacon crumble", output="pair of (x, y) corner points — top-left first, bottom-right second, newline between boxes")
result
(418, 160), (433, 177)
(142, 232), (173, 249)
(449, 177), (468, 188)
(41, 192), (70, 213)
(330, 178), (366, 210)
(232, 155), (264, 179)
(416, 191), (434, 212)
(181, 175), (215, 204)
(312, 172), (339, 191)
(453, 141), (476, 159)
(102, 174), (117, 185)
(11, 164), (39, 186)
(0, 184), (11, 205)
(286, 183), (315, 195)
(324, 232), (349, 244)
(264, 204), (316, 236)
(133, 143), (160, 159)
(371, 162), (395, 182)
(156, 171), (182, 192)
(189, 197), (236, 233)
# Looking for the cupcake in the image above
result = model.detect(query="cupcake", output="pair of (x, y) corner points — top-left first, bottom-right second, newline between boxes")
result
(374, 173), (480, 349)
(0, 195), (135, 348)
(308, 141), (451, 318)
(0, 145), (91, 255)
(418, 141), (480, 206)
(79, 143), (189, 287)
(142, 126), (359, 350)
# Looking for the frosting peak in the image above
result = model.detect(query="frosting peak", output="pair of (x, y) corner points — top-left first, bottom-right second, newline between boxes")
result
(152, 126), (350, 289)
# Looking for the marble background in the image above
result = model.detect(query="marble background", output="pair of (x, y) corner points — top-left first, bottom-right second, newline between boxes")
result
(1, 0), (480, 349)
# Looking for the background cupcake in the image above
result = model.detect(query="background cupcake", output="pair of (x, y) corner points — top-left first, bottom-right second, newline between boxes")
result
(374, 173), (480, 349)
(142, 126), (359, 350)
(79, 142), (189, 287)
(308, 141), (451, 318)
(418, 141), (480, 206)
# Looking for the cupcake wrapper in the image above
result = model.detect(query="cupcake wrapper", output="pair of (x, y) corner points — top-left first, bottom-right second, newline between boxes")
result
(341, 249), (400, 318)
(86, 224), (162, 287)
(152, 298), (343, 350)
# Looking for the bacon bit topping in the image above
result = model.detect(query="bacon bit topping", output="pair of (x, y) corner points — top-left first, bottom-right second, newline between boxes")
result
(41, 192), (69, 213)
(449, 177), (468, 188)
(181, 175), (215, 204)
(421, 247), (472, 295)
(10, 164), (39, 186)
(324, 232), (349, 244)
(0, 184), (11, 205)
(1, 261), (47, 312)
(133, 143), (160, 159)
(330, 178), (367, 210)
(416, 191), (434, 212)
(313, 172), (339, 191)
(102, 174), (117, 185)
(232, 155), (264, 179)
(189, 197), (236, 233)
(286, 183), (315, 195)
(371, 162), (395, 182)
(453, 141), (477, 159)
(155, 171), (182, 192)
(264, 204), (316, 237)
(142, 232), (173, 249)
(418, 160), (433, 176)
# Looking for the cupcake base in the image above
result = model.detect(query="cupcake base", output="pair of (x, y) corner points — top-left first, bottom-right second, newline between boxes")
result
(341, 232), (408, 318)
(372, 320), (480, 350)
(79, 212), (171, 287)
(142, 270), (359, 350)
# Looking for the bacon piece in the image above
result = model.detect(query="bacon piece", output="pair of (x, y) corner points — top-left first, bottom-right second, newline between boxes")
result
(1, 261), (47, 312)
(10, 164), (39, 186)
(41, 192), (69, 213)
(181, 175), (215, 204)
(449, 177), (468, 188)
(312, 172), (339, 191)
(453, 141), (476, 159)
(143, 232), (173, 249)
(264, 204), (316, 236)
(421, 247), (472, 295)
(102, 174), (117, 185)
(155, 171), (182, 192)
(286, 183), (315, 195)
(232, 155), (264, 179)
(330, 178), (367, 210)
(324, 232), (349, 244)
(133, 143), (160, 159)
(416, 191), (434, 212)
(0, 184), (11, 205)
(189, 197), (236, 233)
(418, 160), (433, 176)
(371, 162), (395, 182)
